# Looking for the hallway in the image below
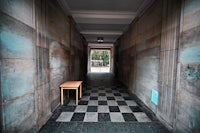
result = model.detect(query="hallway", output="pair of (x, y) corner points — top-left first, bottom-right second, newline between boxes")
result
(39, 73), (169, 133)
(1, 0), (200, 133)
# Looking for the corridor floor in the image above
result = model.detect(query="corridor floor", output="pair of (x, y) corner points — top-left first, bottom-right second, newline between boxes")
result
(39, 73), (170, 133)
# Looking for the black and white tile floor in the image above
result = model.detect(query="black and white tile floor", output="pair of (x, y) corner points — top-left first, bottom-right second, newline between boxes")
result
(56, 86), (151, 122)
(40, 74), (170, 133)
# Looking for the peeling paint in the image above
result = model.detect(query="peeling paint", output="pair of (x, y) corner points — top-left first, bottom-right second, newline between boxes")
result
(1, 70), (35, 101)
(1, 31), (34, 59)
(180, 46), (200, 63)
(3, 95), (34, 128)
(183, 65), (200, 80)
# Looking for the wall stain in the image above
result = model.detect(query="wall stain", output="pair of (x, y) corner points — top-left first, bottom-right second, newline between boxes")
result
(184, 65), (200, 80)
(180, 46), (200, 63)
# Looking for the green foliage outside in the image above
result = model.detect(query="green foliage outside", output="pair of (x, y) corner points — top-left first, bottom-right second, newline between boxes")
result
(91, 50), (110, 66)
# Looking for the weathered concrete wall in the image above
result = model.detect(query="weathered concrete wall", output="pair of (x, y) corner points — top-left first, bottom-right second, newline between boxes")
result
(0, 0), (36, 132)
(157, 0), (181, 130)
(35, 0), (51, 129)
(175, 0), (200, 132)
(117, 0), (162, 114)
(0, 0), (86, 132)
(70, 22), (87, 80)
(117, 0), (200, 132)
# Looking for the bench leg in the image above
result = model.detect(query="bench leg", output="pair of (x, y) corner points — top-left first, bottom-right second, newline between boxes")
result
(80, 83), (82, 98)
(76, 88), (78, 105)
(61, 88), (64, 105)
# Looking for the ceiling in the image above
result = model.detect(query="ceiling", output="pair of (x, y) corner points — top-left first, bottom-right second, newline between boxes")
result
(58, 0), (154, 44)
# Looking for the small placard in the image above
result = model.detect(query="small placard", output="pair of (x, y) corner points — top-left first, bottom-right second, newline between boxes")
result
(152, 89), (158, 105)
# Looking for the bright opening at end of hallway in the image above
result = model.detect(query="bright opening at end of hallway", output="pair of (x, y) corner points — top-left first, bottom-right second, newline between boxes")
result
(90, 49), (110, 73)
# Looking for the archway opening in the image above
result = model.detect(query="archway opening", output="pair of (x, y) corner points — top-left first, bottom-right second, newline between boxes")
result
(90, 49), (110, 73)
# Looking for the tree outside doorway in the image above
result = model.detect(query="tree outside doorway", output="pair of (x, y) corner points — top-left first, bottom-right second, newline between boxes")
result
(91, 50), (110, 73)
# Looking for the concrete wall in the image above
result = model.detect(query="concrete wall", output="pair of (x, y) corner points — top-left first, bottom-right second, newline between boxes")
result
(0, 0), (36, 132)
(0, 0), (86, 132)
(116, 0), (200, 132)
(70, 21), (87, 80)
(175, 0), (200, 132)
(157, 0), (181, 130)
(117, 0), (162, 113)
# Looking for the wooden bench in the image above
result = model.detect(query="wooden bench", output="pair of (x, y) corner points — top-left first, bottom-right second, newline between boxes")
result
(59, 81), (83, 105)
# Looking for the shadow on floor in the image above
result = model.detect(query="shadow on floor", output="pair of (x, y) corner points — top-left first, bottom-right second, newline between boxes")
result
(39, 73), (171, 133)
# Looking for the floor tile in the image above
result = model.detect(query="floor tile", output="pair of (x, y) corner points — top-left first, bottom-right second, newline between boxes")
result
(84, 93), (90, 96)
(107, 97), (115, 100)
(114, 93), (121, 96)
(119, 106), (132, 113)
(126, 100), (138, 106)
(99, 93), (106, 96)
(84, 91), (89, 93)
(99, 88), (105, 91)
(112, 90), (119, 93)
(90, 96), (98, 100)
(124, 97), (133, 100)
(134, 112), (151, 122)
(110, 113), (125, 122)
(87, 106), (98, 112)
(98, 101), (107, 105)
(98, 106), (109, 113)
(68, 100), (76, 106)
(81, 96), (90, 101)
(129, 106), (143, 112)
(122, 113), (137, 121)
(86, 87), (92, 90)
(114, 96), (124, 101)
(61, 105), (76, 112)
(107, 100), (118, 106)
(71, 113), (85, 121)
(88, 100), (98, 106)
(117, 101), (127, 105)
(121, 93), (130, 97)
(91, 90), (98, 93)
(106, 90), (112, 93)
(49, 110), (61, 121)
(83, 112), (98, 122)
(98, 113), (111, 121)
(56, 112), (74, 122)
(98, 96), (107, 100)
(74, 105), (87, 112)
(106, 93), (114, 96)
(119, 90), (128, 93)
(90, 93), (98, 96)
(78, 101), (88, 105)
(109, 106), (120, 112)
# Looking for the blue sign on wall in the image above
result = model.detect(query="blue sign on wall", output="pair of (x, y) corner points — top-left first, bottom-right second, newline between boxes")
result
(152, 89), (158, 105)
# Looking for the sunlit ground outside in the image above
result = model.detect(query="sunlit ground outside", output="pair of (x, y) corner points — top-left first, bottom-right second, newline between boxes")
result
(91, 66), (110, 73)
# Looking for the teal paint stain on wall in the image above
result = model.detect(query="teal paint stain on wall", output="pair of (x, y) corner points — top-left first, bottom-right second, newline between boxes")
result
(180, 46), (200, 63)
(184, 65), (200, 80)
(0, 31), (34, 59)
(1, 70), (35, 101)
(4, 95), (34, 126)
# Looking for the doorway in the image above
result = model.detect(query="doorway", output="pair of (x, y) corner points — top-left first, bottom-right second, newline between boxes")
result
(90, 49), (110, 73)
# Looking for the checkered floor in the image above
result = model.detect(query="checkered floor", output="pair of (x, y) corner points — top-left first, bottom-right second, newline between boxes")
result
(56, 81), (151, 122)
